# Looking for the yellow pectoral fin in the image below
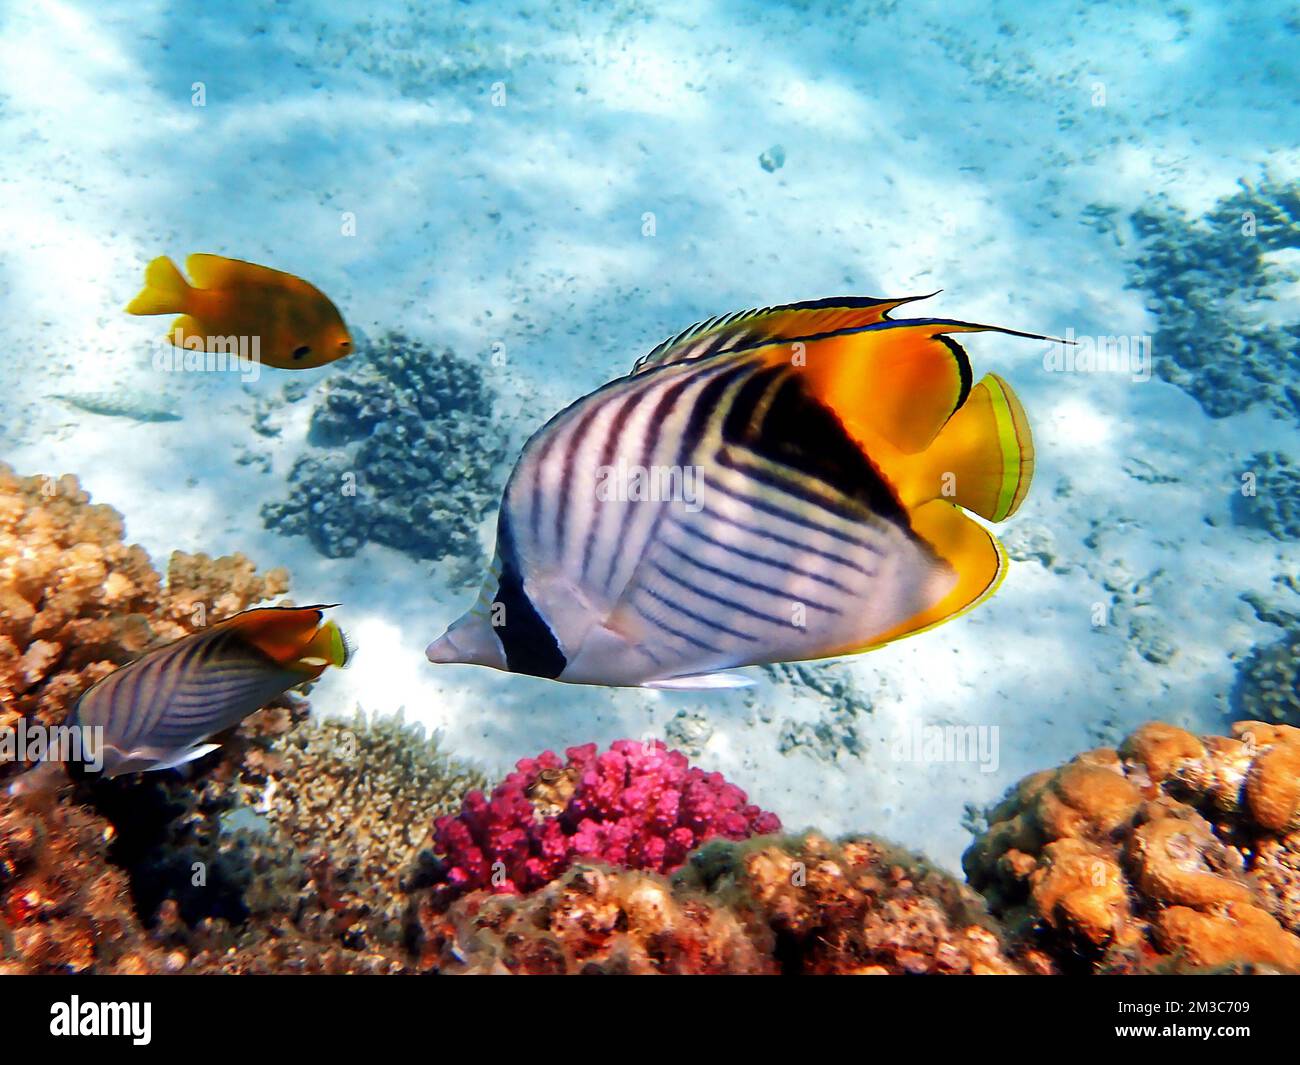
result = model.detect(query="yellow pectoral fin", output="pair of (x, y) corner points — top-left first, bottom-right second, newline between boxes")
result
(856, 500), (1007, 652)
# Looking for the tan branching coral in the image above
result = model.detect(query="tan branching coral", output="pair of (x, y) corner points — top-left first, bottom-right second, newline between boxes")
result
(233, 710), (486, 925)
(0, 462), (288, 773)
(964, 721), (1300, 973)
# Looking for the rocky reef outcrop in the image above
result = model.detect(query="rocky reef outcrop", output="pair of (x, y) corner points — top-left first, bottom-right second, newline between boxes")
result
(1127, 177), (1300, 422)
(260, 332), (508, 569)
(964, 720), (1300, 973)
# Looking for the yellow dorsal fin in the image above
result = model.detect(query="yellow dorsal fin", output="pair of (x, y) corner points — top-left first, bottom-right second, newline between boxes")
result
(834, 499), (1007, 654)
(125, 256), (191, 316)
(788, 318), (1052, 455)
(185, 253), (282, 289)
(220, 606), (327, 666)
(632, 293), (939, 374)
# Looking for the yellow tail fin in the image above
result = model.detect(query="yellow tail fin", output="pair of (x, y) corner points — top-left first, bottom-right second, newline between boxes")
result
(125, 256), (191, 316)
(897, 373), (1034, 522)
(300, 620), (351, 669)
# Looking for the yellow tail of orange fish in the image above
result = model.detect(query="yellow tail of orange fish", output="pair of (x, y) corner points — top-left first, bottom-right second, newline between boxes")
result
(125, 256), (191, 316)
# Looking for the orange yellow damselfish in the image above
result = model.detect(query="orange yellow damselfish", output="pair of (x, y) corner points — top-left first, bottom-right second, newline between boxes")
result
(126, 254), (353, 369)
(427, 294), (1050, 689)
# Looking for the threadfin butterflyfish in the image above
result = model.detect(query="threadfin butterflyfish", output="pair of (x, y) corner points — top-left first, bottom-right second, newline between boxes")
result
(426, 295), (1046, 690)
(126, 254), (353, 370)
(8, 607), (350, 793)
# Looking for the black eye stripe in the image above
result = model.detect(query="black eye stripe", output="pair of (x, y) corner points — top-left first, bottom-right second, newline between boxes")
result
(492, 515), (566, 678)
(292, 345), (311, 359)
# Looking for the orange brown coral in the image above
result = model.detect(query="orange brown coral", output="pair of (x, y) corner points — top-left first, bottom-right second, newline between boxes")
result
(964, 720), (1300, 973)
(681, 833), (1050, 975)
(419, 864), (770, 974)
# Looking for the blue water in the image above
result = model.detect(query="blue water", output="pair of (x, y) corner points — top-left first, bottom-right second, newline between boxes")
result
(0, 0), (1297, 871)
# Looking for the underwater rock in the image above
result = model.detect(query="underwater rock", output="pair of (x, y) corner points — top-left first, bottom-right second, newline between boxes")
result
(1002, 521), (1073, 573)
(1232, 450), (1300, 540)
(678, 833), (1051, 975)
(0, 462), (288, 766)
(663, 709), (713, 758)
(777, 704), (868, 762)
(423, 739), (782, 905)
(418, 833), (1043, 976)
(1128, 611), (1177, 665)
(1127, 178), (1300, 421)
(1233, 623), (1300, 727)
(964, 720), (1300, 973)
(261, 332), (508, 565)
(767, 661), (872, 762)
(422, 863), (771, 975)
(758, 144), (785, 172)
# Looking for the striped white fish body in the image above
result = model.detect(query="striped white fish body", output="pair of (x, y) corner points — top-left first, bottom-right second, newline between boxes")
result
(429, 296), (1041, 688)
(68, 608), (347, 777)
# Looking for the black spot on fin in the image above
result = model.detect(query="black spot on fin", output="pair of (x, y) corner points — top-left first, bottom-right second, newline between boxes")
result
(723, 365), (909, 527)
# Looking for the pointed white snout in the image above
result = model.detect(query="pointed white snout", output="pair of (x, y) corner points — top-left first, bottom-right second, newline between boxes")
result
(425, 613), (508, 670)
(424, 632), (463, 664)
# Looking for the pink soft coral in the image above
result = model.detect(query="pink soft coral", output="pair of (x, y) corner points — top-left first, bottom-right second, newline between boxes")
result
(430, 740), (781, 898)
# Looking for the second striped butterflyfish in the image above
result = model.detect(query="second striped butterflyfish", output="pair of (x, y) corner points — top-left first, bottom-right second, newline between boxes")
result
(426, 294), (1045, 689)
(68, 606), (350, 780)
(126, 254), (353, 369)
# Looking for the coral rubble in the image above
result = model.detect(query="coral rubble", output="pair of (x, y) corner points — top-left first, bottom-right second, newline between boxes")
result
(420, 864), (771, 974)
(964, 720), (1300, 973)
(260, 332), (508, 566)
(1127, 178), (1300, 421)
(5, 464), (1300, 976)
(679, 833), (1048, 975)
(1232, 450), (1300, 541)
(417, 833), (1043, 975)
(1234, 622), (1300, 727)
